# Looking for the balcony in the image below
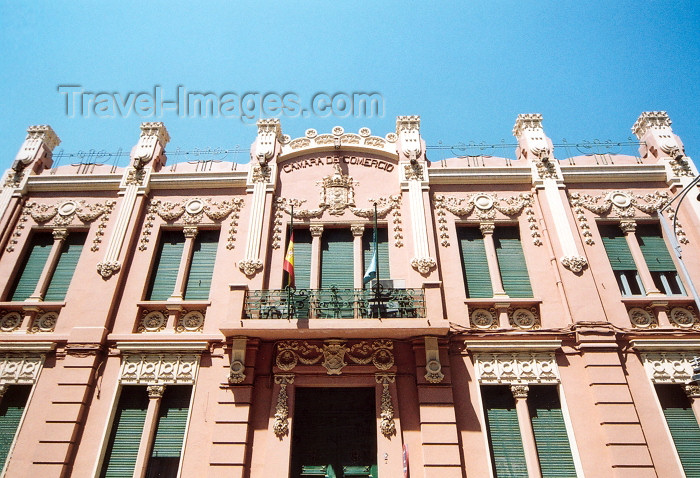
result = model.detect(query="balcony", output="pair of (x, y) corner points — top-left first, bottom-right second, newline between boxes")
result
(244, 286), (426, 320)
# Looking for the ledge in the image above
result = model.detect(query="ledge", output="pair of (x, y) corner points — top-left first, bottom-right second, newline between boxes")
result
(630, 340), (700, 351)
(464, 339), (562, 352)
(221, 318), (449, 340)
(0, 342), (56, 352)
(115, 341), (210, 352)
(560, 164), (666, 183)
(428, 167), (531, 185)
(620, 296), (693, 306)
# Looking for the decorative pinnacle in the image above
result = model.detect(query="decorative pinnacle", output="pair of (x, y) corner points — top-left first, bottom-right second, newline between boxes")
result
(139, 122), (170, 145)
(25, 125), (61, 151)
(512, 114), (543, 138)
(632, 111), (672, 139)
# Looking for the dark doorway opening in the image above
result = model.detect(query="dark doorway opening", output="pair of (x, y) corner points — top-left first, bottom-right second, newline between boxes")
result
(290, 387), (378, 478)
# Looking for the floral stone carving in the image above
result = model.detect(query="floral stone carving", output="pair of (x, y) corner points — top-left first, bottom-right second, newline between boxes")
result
(275, 340), (394, 374)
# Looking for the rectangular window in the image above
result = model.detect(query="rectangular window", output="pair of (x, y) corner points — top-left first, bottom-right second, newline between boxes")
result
(9, 232), (86, 302)
(457, 227), (492, 298)
(637, 224), (684, 295)
(494, 227), (533, 298)
(183, 230), (220, 300)
(147, 231), (185, 301)
(288, 229), (312, 289)
(0, 385), (31, 470)
(146, 229), (220, 301)
(100, 387), (149, 478)
(146, 386), (192, 477)
(320, 229), (354, 318)
(362, 227), (390, 287)
(528, 386), (577, 477)
(599, 225), (644, 296)
(481, 385), (528, 477)
(100, 385), (193, 478)
(44, 232), (86, 301)
(655, 384), (700, 476)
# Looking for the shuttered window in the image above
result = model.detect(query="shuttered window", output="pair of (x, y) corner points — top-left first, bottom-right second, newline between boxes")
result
(528, 386), (577, 477)
(9, 234), (53, 301)
(100, 387), (149, 478)
(320, 229), (354, 289)
(0, 385), (31, 469)
(146, 231), (185, 301)
(637, 225), (676, 272)
(362, 228), (390, 286)
(291, 229), (312, 289)
(146, 386), (192, 478)
(457, 227), (492, 298)
(44, 232), (86, 301)
(494, 227), (533, 298)
(637, 224), (684, 295)
(482, 386), (528, 477)
(600, 225), (636, 270)
(184, 230), (219, 300)
(656, 384), (700, 477)
(599, 225), (644, 296)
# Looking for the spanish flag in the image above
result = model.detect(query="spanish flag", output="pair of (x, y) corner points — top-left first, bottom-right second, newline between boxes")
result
(283, 232), (295, 288)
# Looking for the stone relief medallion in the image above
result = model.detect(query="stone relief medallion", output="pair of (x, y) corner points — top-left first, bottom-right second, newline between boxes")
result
(509, 308), (539, 329)
(0, 312), (22, 332)
(138, 310), (167, 333)
(318, 164), (357, 216)
(176, 311), (205, 333)
(628, 307), (655, 328)
(470, 308), (497, 329)
(608, 192), (631, 208)
(57, 200), (77, 216)
(473, 194), (494, 211)
(185, 198), (205, 215)
(30, 311), (58, 333)
(669, 307), (696, 328)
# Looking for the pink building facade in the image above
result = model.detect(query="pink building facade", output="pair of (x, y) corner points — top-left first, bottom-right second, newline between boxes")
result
(0, 112), (698, 477)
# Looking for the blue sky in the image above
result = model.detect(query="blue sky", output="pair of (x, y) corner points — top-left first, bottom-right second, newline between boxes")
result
(1, 1), (698, 169)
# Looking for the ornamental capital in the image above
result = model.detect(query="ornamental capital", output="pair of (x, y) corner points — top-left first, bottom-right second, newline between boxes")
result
(147, 384), (165, 398)
(479, 221), (495, 235)
(619, 219), (637, 234)
(350, 224), (365, 236)
(183, 226), (199, 238)
(52, 228), (69, 241)
(632, 111), (672, 139)
(685, 384), (700, 399)
(511, 384), (529, 399)
(310, 225), (324, 237)
(512, 113), (544, 138)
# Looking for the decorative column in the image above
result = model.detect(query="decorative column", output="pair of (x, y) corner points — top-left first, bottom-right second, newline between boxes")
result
(309, 225), (324, 290)
(685, 384), (700, 426)
(273, 374), (294, 438)
(511, 385), (542, 478)
(480, 222), (507, 297)
(239, 119), (281, 278)
(397, 116), (436, 276)
(513, 114), (588, 274)
(27, 228), (68, 302)
(351, 225), (365, 289)
(134, 385), (166, 478)
(375, 373), (397, 438)
(170, 227), (198, 301)
(619, 220), (661, 296)
(97, 122), (169, 278)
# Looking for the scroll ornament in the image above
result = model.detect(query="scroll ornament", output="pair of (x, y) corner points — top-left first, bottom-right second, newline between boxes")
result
(275, 340), (394, 375)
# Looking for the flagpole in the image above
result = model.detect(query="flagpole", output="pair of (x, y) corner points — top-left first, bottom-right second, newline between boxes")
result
(374, 202), (379, 317)
(288, 205), (293, 318)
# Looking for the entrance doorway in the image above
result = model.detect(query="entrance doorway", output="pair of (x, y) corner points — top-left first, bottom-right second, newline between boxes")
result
(290, 387), (378, 478)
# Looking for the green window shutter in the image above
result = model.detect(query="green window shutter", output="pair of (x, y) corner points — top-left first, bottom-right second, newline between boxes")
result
(148, 385), (192, 473)
(10, 233), (53, 301)
(482, 386), (528, 477)
(147, 231), (185, 301)
(656, 384), (700, 477)
(292, 229), (312, 289)
(0, 385), (31, 467)
(100, 387), (148, 478)
(495, 227), (533, 298)
(184, 230), (219, 300)
(600, 225), (637, 271)
(637, 224), (676, 272)
(529, 386), (577, 477)
(320, 229), (354, 289)
(457, 227), (493, 298)
(44, 232), (86, 301)
(362, 228), (390, 286)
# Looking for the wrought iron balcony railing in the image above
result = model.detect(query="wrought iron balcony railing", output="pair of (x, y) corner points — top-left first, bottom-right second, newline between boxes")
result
(244, 286), (425, 319)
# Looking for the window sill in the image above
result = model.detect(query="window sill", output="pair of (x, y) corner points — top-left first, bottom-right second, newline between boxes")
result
(137, 300), (211, 309)
(620, 296), (691, 306)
